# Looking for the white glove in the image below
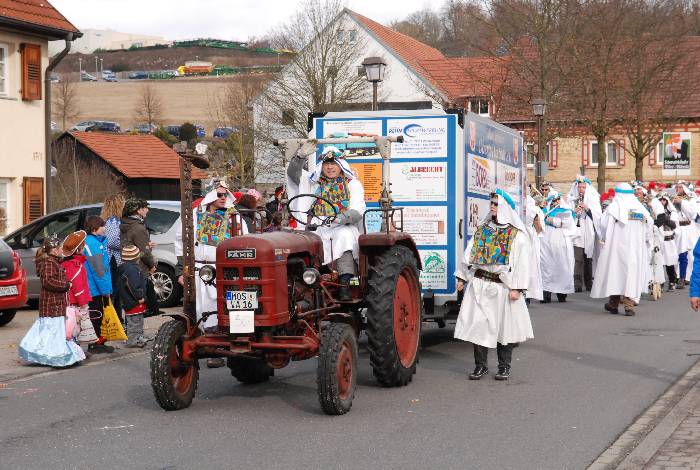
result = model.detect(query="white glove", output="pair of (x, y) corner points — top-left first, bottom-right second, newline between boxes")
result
(298, 141), (317, 157)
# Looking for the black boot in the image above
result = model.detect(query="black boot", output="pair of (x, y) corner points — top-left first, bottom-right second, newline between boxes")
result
(556, 293), (567, 302)
(541, 291), (552, 303)
(469, 366), (489, 380)
(495, 365), (511, 380)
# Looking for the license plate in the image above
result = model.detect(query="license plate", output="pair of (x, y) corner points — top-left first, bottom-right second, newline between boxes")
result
(226, 291), (258, 310)
(0, 286), (18, 297)
(229, 311), (255, 333)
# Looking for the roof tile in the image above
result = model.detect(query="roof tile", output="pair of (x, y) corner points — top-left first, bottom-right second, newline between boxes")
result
(0, 0), (80, 34)
(68, 132), (207, 180)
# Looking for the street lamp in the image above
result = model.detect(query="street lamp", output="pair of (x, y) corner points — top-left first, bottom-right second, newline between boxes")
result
(531, 98), (547, 190)
(78, 57), (82, 78)
(94, 56), (99, 76)
(361, 56), (386, 111)
(99, 58), (103, 75)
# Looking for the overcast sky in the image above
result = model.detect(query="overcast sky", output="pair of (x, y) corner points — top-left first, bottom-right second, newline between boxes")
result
(49, 0), (434, 41)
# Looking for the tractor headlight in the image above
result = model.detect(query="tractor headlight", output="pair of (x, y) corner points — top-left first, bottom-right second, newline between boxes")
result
(302, 268), (320, 285)
(199, 265), (215, 284)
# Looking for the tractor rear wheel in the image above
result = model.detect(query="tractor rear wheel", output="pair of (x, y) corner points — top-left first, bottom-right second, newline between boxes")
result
(317, 322), (358, 415)
(227, 357), (273, 384)
(366, 245), (421, 387)
(150, 320), (199, 411)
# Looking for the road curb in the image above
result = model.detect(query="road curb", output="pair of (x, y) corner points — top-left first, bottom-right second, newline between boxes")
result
(587, 358), (700, 469)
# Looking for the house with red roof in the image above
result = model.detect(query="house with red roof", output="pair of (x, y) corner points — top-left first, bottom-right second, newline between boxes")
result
(53, 132), (206, 201)
(257, 8), (700, 189)
(0, 0), (80, 233)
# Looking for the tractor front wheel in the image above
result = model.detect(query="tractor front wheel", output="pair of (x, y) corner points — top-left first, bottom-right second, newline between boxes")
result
(150, 320), (199, 411)
(366, 245), (421, 386)
(227, 357), (273, 384)
(317, 322), (358, 415)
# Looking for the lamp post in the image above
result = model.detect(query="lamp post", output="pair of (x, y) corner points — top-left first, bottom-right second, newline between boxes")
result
(78, 57), (82, 78)
(99, 58), (103, 75)
(94, 56), (99, 76)
(361, 56), (386, 111)
(531, 98), (547, 190)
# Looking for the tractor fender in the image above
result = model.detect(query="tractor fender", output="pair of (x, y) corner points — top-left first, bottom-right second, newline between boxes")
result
(162, 313), (198, 334)
(359, 232), (422, 270)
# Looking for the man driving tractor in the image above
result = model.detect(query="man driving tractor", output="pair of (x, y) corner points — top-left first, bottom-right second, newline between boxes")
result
(286, 145), (366, 300)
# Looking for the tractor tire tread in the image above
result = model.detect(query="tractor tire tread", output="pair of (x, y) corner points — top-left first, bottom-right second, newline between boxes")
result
(317, 322), (357, 415)
(227, 357), (273, 384)
(150, 320), (198, 411)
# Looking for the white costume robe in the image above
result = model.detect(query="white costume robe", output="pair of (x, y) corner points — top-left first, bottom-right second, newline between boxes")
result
(524, 196), (544, 300)
(568, 183), (602, 259)
(286, 159), (366, 264)
(454, 226), (534, 348)
(175, 191), (247, 329)
(540, 206), (576, 294)
(591, 188), (653, 303)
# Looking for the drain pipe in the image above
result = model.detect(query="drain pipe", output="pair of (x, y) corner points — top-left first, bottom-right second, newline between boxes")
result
(44, 33), (73, 213)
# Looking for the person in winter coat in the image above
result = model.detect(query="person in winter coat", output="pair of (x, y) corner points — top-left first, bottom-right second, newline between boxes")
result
(119, 245), (148, 348)
(18, 235), (85, 367)
(101, 193), (126, 321)
(236, 193), (260, 233)
(265, 186), (284, 221)
(83, 216), (114, 353)
(60, 231), (94, 347)
(120, 197), (160, 316)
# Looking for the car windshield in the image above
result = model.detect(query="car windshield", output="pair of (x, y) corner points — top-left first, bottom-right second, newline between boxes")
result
(146, 208), (179, 235)
(32, 211), (81, 248)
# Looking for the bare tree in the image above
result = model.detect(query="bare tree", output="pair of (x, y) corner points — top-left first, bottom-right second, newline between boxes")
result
(390, 8), (444, 49)
(53, 75), (80, 131)
(133, 82), (163, 129)
(52, 137), (124, 210)
(207, 75), (270, 188)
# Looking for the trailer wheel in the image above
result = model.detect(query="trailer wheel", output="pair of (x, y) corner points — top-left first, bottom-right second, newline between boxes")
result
(366, 245), (421, 387)
(317, 322), (357, 415)
(227, 357), (273, 384)
(150, 320), (199, 411)
(0, 310), (16, 327)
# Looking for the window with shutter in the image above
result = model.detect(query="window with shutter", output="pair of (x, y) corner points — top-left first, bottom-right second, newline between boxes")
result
(23, 177), (44, 224)
(21, 43), (42, 101)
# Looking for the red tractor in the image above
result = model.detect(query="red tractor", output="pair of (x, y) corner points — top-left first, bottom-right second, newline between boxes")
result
(151, 136), (422, 414)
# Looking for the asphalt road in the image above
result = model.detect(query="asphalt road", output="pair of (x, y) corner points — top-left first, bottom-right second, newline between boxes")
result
(2, 290), (700, 470)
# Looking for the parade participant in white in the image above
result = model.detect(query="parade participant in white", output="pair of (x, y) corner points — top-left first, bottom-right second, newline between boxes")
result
(540, 191), (577, 303)
(673, 182), (698, 288)
(454, 189), (533, 381)
(651, 195), (680, 290)
(287, 145), (366, 300)
(591, 183), (653, 315)
(524, 194), (544, 301)
(175, 182), (246, 335)
(568, 176), (601, 291)
(637, 185), (664, 295)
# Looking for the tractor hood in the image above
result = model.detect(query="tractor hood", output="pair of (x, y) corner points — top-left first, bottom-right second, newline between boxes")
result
(216, 230), (323, 264)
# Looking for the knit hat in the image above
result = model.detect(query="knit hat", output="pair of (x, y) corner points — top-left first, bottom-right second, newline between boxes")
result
(123, 197), (149, 216)
(121, 244), (140, 262)
(247, 188), (262, 201)
(62, 230), (87, 256)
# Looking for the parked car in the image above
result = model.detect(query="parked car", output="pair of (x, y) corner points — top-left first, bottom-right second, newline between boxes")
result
(134, 123), (158, 134)
(81, 71), (98, 82)
(104, 75), (118, 82)
(71, 120), (102, 131)
(93, 121), (121, 133)
(0, 238), (28, 327)
(195, 124), (205, 137)
(166, 125), (181, 137)
(101, 70), (117, 81)
(128, 71), (148, 79)
(49, 73), (60, 83)
(213, 126), (236, 139)
(4, 201), (183, 308)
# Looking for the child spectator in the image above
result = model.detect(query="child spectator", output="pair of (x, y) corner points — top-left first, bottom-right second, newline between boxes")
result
(119, 244), (148, 348)
(18, 235), (85, 367)
(60, 231), (94, 347)
(83, 216), (114, 354)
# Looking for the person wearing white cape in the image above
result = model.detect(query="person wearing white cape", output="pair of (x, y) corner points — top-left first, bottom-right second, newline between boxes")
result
(568, 176), (601, 292)
(673, 182), (698, 288)
(591, 183), (653, 315)
(286, 145), (366, 300)
(651, 194), (680, 291)
(454, 189), (533, 381)
(175, 181), (247, 367)
(524, 194), (544, 301)
(540, 191), (577, 303)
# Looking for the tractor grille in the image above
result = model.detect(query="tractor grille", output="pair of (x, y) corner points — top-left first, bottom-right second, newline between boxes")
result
(243, 267), (261, 280)
(223, 267), (239, 281)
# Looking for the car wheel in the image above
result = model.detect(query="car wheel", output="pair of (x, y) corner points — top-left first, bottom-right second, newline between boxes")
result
(0, 310), (17, 327)
(151, 265), (181, 308)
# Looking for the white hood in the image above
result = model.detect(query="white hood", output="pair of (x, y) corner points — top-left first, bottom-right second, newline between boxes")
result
(606, 183), (651, 225)
(482, 188), (527, 233)
(198, 184), (236, 211)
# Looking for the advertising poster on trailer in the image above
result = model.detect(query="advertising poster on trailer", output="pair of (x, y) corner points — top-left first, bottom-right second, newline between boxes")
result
(662, 132), (691, 176)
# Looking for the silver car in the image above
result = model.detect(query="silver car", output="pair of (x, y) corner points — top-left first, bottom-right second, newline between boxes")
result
(4, 201), (182, 307)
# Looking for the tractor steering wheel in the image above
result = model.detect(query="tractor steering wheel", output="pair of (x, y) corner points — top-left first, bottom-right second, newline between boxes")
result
(286, 193), (339, 228)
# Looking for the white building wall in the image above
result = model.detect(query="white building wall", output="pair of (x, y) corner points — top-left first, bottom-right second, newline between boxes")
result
(253, 12), (441, 185)
(0, 31), (48, 233)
